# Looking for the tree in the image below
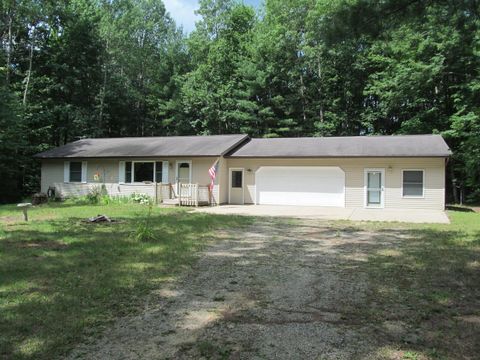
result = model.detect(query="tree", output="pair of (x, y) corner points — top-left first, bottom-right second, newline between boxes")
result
(180, 0), (258, 135)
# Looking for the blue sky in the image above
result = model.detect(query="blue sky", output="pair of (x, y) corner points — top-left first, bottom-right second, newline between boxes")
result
(164, 0), (262, 33)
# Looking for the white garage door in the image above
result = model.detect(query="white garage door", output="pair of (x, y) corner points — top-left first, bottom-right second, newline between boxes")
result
(255, 166), (345, 207)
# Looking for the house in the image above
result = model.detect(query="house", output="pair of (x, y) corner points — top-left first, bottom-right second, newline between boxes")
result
(34, 134), (451, 210)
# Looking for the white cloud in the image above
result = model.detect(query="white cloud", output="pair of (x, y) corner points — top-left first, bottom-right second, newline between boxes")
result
(163, 0), (200, 34)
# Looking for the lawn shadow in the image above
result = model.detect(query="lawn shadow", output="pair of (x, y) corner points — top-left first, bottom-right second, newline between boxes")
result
(446, 205), (476, 212)
(326, 226), (480, 358)
(64, 218), (480, 359)
(0, 210), (252, 359)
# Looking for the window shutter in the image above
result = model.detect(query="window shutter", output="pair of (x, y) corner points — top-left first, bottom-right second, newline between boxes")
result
(119, 161), (125, 183)
(64, 161), (70, 183)
(162, 161), (169, 183)
(81, 161), (87, 183)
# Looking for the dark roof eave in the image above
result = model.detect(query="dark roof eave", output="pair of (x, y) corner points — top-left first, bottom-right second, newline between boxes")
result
(35, 154), (223, 159)
(226, 154), (452, 158)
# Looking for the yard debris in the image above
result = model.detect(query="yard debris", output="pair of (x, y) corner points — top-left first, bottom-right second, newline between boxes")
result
(32, 192), (48, 205)
(85, 214), (114, 223)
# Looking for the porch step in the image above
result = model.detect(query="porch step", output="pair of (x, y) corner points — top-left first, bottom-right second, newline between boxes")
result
(162, 198), (179, 206)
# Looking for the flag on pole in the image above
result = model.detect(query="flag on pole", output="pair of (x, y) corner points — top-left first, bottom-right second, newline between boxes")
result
(208, 159), (219, 191)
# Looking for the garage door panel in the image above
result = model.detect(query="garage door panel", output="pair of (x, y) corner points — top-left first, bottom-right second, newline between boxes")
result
(256, 166), (345, 207)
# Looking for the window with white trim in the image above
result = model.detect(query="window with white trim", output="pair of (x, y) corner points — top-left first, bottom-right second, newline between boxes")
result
(64, 161), (86, 183)
(402, 170), (424, 197)
(69, 162), (82, 182)
(122, 161), (165, 183)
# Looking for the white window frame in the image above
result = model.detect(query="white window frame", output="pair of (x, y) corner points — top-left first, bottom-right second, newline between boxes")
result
(363, 168), (385, 208)
(228, 168), (244, 205)
(120, 160), (168, 184)
(64, 161), (87, 183)
(401, 169), (425, 198)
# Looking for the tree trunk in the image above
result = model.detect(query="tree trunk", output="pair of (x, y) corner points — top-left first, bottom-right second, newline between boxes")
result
(317, 57), (324, 123)
(450, 164), (458, 204)
(99, 39), (109, 129)
(6, 11), (13, 85)
(299, 73), (307, 136)
(23, 37), (34, 106)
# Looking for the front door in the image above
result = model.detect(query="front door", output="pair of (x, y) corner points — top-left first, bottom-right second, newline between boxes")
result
(365, 169), (385, 208)
(229, 168), (244, 204)
(176, 161), (191, 193)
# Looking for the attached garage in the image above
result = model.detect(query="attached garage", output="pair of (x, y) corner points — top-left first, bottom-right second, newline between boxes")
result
(255, 166), (345, 207)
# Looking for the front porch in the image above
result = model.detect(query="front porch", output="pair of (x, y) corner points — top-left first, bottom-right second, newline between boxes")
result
(159, 183), (213, 207)
(52, 182), (216, 206)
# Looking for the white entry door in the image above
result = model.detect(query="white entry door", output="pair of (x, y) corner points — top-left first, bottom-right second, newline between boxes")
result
(229, 168), (244, 204)
(176, 161), (192, 193)
(364, 168), (385, 208)
(255, 166), (345, 207)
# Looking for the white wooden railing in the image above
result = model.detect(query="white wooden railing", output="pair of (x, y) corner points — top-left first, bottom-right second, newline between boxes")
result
(178, 183), (210, 206)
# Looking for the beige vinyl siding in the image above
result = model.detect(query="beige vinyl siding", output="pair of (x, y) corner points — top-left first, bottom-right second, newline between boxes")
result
(225, 157), (446, 210)
(41, 161), (64, 193)
(41, 157), (221, 203)
(41, 156), (446, 210)
(218, 158), (229, 204)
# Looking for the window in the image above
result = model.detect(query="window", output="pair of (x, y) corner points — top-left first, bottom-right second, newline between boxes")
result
(123, 161), (164, 183)
(155, 162), (163, 183)
(69, 162), (82, 182)
(403, 170), (424, 197)
(125, 162), (132, 183)
(133, 162), (154, 182)
(231, 170), (243, 188)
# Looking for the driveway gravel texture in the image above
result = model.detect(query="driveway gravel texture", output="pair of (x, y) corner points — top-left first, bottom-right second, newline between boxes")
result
(68, 218), (473, 359)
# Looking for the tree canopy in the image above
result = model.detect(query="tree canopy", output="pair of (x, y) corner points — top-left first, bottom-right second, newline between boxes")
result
(1, 0), (479, 203)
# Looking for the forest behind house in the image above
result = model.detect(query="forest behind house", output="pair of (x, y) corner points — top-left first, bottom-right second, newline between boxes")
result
(1, 0), (479, 203)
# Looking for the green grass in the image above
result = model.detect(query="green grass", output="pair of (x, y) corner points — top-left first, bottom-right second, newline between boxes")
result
(0, 203), (252, 359)
(346, 210), (480, 359)
(1, 204), (479, 359)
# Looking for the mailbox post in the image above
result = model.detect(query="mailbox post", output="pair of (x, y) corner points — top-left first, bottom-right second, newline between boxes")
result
(17, 203), (32, 221)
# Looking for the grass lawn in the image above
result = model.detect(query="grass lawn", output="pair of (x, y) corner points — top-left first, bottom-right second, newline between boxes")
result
(1, 203), (479, 360)
(0, 202), (252, 359)
(349, 210), (480, 359)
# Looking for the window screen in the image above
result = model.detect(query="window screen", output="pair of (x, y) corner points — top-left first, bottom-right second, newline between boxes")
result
(69, 162), (82, 182)
(231, 171), (243, 188)
(134, 162), (154, 182)
(125, 162), (132, 183)
(403, 170), (423, 197)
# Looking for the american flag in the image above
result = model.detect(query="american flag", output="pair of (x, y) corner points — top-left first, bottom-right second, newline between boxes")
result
(208, 159), (219, 191)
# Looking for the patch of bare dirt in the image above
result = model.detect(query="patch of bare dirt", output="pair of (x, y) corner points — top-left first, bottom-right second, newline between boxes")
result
(66, 219), (426, 359)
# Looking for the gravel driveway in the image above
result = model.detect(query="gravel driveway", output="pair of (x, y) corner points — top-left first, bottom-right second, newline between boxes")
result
(69, 218), (409, 359)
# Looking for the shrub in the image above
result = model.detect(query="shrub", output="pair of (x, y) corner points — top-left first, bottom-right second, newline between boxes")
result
(131, 204), (156, 242)
(130, 193), (153, 205)
(86, 185), (107, 204)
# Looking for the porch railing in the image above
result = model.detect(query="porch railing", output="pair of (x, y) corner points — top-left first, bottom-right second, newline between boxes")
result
(155, 183), (175, 204)
(178, 183), (210, 206)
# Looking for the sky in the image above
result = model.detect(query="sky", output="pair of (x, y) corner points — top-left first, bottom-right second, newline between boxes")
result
(163, 0), (261, 34)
